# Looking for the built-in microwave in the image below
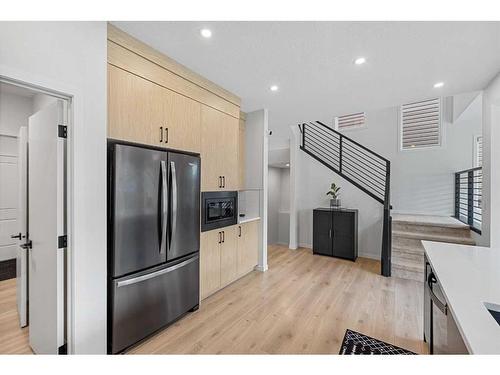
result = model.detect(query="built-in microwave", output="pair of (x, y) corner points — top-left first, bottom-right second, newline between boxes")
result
(201, 191), (238, 232)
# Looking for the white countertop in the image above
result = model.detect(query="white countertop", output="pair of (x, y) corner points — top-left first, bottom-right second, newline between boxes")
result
(423, 241), (500, 354)
(238, 216), (260, 224)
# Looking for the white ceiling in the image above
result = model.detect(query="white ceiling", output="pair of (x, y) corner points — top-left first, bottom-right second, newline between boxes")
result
(113, 21), (500, 149)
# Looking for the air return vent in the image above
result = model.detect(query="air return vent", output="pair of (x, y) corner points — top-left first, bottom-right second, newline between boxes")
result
(335, 112), (365, 131)
(400, 98), (442, 150)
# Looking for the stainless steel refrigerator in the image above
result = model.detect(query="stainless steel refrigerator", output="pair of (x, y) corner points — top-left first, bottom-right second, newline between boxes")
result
(107, 141), (200, 354)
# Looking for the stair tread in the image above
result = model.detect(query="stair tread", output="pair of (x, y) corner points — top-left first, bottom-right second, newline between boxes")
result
(392, 229), (475, 244)
(392, 214), (469, 229)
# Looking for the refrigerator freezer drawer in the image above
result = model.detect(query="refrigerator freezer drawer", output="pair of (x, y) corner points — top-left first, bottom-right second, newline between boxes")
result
(110, 255), (199, 354)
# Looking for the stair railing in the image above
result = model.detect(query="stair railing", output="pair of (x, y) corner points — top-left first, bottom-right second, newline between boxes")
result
(298, 121), (392, 277)
(454, 166), (482, 234)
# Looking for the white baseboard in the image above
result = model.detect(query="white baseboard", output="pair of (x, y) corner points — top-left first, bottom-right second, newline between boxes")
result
(255, 264), (268, 272)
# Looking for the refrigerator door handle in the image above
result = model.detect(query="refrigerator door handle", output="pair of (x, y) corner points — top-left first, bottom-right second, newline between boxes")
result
(160, 160), (168, 255)
(116, 255), (199, 288)
(170, 161), (178, 251)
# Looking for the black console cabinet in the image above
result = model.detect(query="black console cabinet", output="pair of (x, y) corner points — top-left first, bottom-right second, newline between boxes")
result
(313, 208), (358, 261)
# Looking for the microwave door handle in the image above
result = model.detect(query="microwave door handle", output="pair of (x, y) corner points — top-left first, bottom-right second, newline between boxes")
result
(170, 161), (178, 251)
(160, 161), (168, 255)
(427, 273), (447, 315)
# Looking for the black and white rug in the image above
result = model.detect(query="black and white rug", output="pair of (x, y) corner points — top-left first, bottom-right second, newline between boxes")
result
(339, 329), (416, 355)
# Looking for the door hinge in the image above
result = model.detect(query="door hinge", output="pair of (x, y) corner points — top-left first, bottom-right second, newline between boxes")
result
(58, 235), (68, 249)
(58, 343), (68, 355)
(58, 125), (67, 138)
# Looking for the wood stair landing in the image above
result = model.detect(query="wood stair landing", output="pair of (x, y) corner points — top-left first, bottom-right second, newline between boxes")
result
(391, 214), (475, 282)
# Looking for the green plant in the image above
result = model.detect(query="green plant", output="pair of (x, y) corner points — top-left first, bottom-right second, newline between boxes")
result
(326, 182), (341, 199)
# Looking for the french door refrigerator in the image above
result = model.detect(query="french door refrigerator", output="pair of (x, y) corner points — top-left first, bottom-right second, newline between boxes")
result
(108, 141), (200, 354)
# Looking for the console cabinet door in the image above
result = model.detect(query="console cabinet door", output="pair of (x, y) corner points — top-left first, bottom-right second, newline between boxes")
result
(200, 229), (221, 300)
(237, 220), (259, 277)
(313, 210), (333, 256)
(220, 226), (238, 287)
(108, 64), (163, 146)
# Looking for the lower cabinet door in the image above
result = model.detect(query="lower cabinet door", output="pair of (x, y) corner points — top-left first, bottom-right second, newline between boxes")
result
(237, 220), (259, 276)
(110, 256), (199, 354)
(200, 230), (221, 299)
(220, 226), (238, 287)
(313, 210), (332, 256)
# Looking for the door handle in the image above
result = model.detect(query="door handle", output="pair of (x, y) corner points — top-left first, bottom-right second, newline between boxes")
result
(165, 127), (169, 143)
(160, 160), (168, 255)
(170, 161), (178, 250)
(160, 126), (163, 143)
(20, 240), (32, 250)
(11, 232), (23, 240)
(427, 273), (447, 315)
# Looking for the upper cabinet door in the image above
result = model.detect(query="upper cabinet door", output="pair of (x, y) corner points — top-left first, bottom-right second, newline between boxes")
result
(108, 65), (164, 146)
(238, 117), (246, 190)
(161, 89), (201, 153)
(219, 114), (239, 191)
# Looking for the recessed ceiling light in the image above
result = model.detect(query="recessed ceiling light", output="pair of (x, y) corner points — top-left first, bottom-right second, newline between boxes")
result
(200, 28), (212, 38)
(286, 163), (290, 167)
(354, 57), (366, 65)
(270, 85), (279, 92)
(433, 82), (444, 88)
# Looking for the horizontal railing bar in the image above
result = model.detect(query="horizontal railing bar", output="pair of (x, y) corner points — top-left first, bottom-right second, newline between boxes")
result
(305, 132), (341, 153)
(455, 166), (482, 174)
(300, 146), (385, 205)
(306, 123), (341, 141)
(341, 145), (387, 174)
(315, 121), (390, 164)
(341, 158), (387, 187)
(342, 140), (387, 169)
(305, 129), (340, 147)
(342, 165), (386, 197)
(304, 141), (340, 166)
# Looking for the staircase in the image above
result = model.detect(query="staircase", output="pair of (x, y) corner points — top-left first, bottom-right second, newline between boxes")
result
(298, 121), (392, 277)
(392, 214), (475, 281)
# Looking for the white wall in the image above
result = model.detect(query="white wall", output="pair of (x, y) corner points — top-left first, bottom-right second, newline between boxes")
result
(0, 91), (33, 261)
(267, 166), (290, 246)
(0, 22), (107, 354)
(482, 72), (500, 247)
(295, 92), (483, 259)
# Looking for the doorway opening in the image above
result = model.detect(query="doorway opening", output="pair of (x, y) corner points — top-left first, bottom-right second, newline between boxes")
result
(267, 148), (291, 247)
(0, 78), (70, 354)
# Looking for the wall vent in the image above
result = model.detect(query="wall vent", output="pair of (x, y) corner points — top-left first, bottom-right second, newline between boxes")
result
(335, 112), (365, 131)
(400, 98), (441, 150)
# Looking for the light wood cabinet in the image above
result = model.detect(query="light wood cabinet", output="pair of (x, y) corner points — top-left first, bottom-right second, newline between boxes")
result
(237, 220), (259, 277)
(201, 105), (239, 191)
(108, 64), (201, 152)
(108, 64), (164, 146)
(200, 229), (221, 300)
(200, 221), (259, 300)
(238, 115), (246, 190)
(220, 227), (238, 287)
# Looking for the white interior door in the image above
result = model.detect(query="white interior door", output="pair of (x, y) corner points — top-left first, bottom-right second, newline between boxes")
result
(16, 126), (28, 328)
(28, 100), (66, 354)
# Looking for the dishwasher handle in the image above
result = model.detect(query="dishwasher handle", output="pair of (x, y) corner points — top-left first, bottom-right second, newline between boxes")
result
(427, 272), (448, 315)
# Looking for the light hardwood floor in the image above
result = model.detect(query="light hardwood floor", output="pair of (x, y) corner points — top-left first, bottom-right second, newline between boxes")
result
(0, 245), (427, 355)
(130, 245), (428, 354)
(0, 278), (31, 354)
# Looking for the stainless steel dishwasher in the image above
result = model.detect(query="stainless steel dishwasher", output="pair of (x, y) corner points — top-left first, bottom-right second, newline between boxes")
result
(424, 255), (468, 354)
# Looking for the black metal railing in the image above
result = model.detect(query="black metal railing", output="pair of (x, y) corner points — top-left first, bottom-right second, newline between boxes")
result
(298, 121), (392, 277)
(455, 167), (482, 234)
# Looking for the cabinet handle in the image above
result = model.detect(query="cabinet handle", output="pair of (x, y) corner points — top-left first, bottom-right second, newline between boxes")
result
(160, 126), (163, 143)
(222, 231), (225, 243)
(329, 229), (331, 238)
(165, 127), (169, 143)
(238, 226), (241, 237)
(218, 176), (222, 188)
(222, 176), (225, 188)
(218, 232), (222, 244)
